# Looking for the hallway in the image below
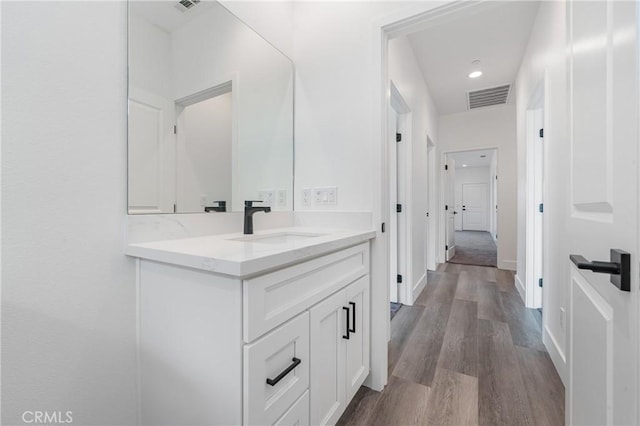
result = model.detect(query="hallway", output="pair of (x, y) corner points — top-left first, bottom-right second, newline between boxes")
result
(338, 264), (564, 426)
(448, 231), (497, 267)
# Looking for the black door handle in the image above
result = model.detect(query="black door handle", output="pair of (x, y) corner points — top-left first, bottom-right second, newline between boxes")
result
(266, 357), (301, 386)
(342, 306), (350, 339)
(570, 249), (630, 292)
(348, 302), (356, 333)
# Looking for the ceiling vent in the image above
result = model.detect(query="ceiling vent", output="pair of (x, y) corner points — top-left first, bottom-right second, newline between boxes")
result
(174, 0), (200, 13)
(467, 84), (511, 109)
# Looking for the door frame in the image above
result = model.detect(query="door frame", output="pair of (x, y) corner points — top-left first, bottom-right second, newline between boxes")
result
(440, 147), (499, 264)
(523, 77), (546, 309)
(370, 0), (485, 391)
(426, 137), (438, 271)
(389, 81), (412, 305)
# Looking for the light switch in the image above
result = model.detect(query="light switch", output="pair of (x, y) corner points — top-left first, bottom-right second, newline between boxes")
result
(302, 188), (312, 206)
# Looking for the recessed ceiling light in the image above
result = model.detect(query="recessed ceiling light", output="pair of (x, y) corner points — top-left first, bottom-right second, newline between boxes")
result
(462, 164), (468, 167)
(468, 60), (482, 79)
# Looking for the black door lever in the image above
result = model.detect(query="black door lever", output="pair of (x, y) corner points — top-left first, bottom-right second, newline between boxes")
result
(570, 249), (630, 292)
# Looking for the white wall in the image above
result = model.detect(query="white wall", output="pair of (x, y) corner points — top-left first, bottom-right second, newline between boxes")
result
(219, 1), (294, 59)
(514, 0), (568, 382)
(388, 35), (440, 303)
(438, 105), (517, 270)
(293, 1), (416, 212)
(1, 2), (295, 424)
(454, 167), (491, 231)
(2, 2), (137, 424)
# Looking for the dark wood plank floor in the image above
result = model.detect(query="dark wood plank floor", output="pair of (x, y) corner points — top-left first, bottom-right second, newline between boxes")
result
(337, 264), (564, 426)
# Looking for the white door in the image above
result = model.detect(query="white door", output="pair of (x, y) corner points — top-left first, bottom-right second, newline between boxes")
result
(462, 183), (488, 231)
(344, 277), (370, 402)
(389, 109), (399, 303)
(310, 289), (346, 426)
(128, 88), (175, 214)
(445, 157), (456, 260)
(567, 1), (639, 425)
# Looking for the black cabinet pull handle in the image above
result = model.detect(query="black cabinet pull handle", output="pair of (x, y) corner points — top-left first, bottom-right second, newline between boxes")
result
(266, 357), (301, 386)
(349, 302), (356, 333)
(342, 306), (350, 339)
(570, 249), (630, 292)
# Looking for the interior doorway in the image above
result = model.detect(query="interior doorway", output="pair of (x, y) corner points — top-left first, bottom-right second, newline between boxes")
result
(443, 148), (498, 267)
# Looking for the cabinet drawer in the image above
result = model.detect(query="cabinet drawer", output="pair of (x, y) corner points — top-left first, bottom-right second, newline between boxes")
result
(244, 312), (310, 426)
(274, 390), (309, 426)
(244, 243), (369, 342)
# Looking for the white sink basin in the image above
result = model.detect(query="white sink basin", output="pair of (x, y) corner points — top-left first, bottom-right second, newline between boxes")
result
(229, 232), (326, 244)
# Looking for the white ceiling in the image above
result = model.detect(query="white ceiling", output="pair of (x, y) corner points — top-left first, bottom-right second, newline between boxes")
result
(449, 149), (495, 169)
(407, 1), (540, 115)
(129, 0), (217, 33)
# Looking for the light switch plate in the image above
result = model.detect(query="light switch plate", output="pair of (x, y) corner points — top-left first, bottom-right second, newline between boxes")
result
(302, 188), (312, 206)
(277, 190), (286, 207)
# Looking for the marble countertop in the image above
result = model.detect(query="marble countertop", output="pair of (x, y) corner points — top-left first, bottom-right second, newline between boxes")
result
(126, 227), (376, 277)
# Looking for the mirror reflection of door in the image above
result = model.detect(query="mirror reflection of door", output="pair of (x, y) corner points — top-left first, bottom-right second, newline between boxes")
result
(176, 89), (232, 213)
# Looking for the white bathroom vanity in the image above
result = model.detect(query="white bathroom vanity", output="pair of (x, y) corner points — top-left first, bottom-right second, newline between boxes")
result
(127, 228), (375, 425)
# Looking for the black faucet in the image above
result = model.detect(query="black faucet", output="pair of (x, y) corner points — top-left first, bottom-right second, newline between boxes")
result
(244, 200), (271, 234)
(204, 201), (226, 213)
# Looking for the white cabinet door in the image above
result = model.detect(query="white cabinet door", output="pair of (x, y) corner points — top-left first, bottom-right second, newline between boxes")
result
(566, 1), (639, 425)
(344, 276), (370, 402)
(310, 289), (347, 426)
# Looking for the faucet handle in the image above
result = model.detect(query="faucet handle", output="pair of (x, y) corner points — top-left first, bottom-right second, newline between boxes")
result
(245, 200), (264, 207)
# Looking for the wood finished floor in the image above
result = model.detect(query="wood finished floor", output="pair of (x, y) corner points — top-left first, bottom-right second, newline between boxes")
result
(337, 263), (564, 426)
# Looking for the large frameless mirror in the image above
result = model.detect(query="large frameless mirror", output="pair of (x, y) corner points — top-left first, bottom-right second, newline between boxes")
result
(128, 0), (294, 214)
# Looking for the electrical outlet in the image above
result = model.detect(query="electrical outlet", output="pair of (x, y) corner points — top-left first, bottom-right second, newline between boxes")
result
(302, 188), (312, 206)
(560, 307), (566, 330)
(277, 190), (286, 207)
(314, 189), (323, 205)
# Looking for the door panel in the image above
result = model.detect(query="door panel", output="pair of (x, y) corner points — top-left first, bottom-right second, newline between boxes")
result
(389, 109), (399, 303)
(310, 290), (346, 426)
(571, 270), (612, 426)
(445, 157), (456, 260)
(128, 88), (175, 214)
(462, 183), (488, 231)
(567, 1), (638, 424)
(344, 277), (370, 402)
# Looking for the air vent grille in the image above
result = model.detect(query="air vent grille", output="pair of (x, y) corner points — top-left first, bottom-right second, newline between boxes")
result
(467, 84), (511, 109)
(174, 0), (200, 13)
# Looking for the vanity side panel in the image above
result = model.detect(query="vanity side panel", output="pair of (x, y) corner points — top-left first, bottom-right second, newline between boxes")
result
(139, 260), (242, 426)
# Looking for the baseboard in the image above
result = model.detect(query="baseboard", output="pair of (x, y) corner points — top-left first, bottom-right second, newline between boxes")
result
(543, 325), (567, 386)
(410, 273), (427, 305)
(498, 259), (516, 271)
(514, 274), (526, 302)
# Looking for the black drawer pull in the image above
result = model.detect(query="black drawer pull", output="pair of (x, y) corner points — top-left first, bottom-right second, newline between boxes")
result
(343, 306), (350, 339)
(266, 357), (301, 386)
(349, 302), (356, 333)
